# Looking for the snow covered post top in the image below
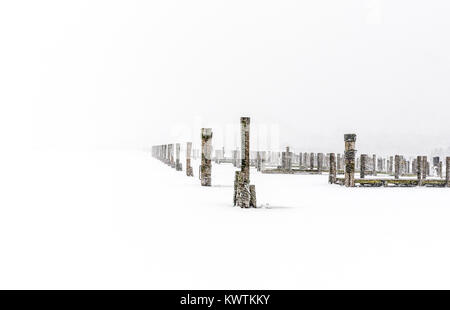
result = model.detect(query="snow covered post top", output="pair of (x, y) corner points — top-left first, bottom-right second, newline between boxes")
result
(344, 134), (356, 187)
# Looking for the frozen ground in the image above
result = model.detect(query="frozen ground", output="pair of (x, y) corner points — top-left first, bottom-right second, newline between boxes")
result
(1, 149), (450, 289)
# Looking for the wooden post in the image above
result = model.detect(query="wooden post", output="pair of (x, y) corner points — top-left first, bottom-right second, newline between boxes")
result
(241, 117), (250, 182)
(233, 171), (239, 205)
(337, 153), (342, 171)
(310, 153), (314, 170)
(249, 185), (257, 208)
(422, 156), (428, 180)
(186, 142), (193, 177)
(329, 153), (336, 184)
(282, 147), (292, 171)
(446, 157), (450, 187)
(433, 157), (440, 176)
(317, 153), (324, 173)
(417, 156), (423, 186)
(360, 154), (367, 179)
(175, 143), (182, 171)
(389, 156), (393, 175)
(200, 128), (212, 186)
(234, 117), (256, 208)
(394, 155), (400, 179)
(344, 134), (356, 187)
(372, 154), (377, 176)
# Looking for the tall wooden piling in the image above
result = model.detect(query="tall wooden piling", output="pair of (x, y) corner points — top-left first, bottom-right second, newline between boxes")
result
(344, 134), (356, 187)
(310, 153), (314, 170)
(186, 142), (193, 177)
(360, 154), (367, 179)
(317, 153), (324, 173)
(372, 154), (377, 176)
(394, 155), (400, 179)
(417, 156), (423, 186)
(329, 153), (336, 184)
(422, 156), (428, 180)
(200, 128), (213, 186)
(282, 147), (292, 171)
(446, 157), (450, 187)
(241, 117), (250, 182)
(389, 156), (393, 174)
(337, 153), (342, 171)
(175, 143), (182, 171)
(234, 117), (256, 208)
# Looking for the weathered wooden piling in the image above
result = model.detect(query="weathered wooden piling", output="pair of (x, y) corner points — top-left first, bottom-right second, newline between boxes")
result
(299, 152), (303, 168)
(249, 185), (257, 208)
(256, 152), (262, 172)
(372, 154), (377, 176)
(329, 153), (336, 184)
(394, 155), (400, 179)
(241, 117), (250, 182)
(344, 134), (356, 187)
(422, 156), (428, 180)
(417, 156), (423, 186)
(337, 153), (342, 171)
(175, 143), (182, 171)
(433, 157), (440, 175)
(232, 150), (238, 167)
(310, 153), (314, 170)
(282, 147), (292, 171)
(200, 128), (212, 186)
(233, 171), (239, 205)
(446, 157), (450, 187)
(234, 117), (256, 208)
(360, 154), (367, 179)
(186, 142), (193, 177)
(317, 153), (324, 173)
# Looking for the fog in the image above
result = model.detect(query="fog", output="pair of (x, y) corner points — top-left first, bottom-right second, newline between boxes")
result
(2, 0), (450, 155)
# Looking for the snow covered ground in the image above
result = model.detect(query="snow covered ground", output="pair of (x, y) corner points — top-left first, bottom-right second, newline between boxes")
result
(1, 149), (450, 289)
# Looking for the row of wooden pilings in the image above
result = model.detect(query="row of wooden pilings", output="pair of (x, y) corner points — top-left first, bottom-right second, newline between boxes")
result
(151, 134), (210, 185)
(152, 130), (450, 191)
(151, 117), (257, 208)
(330, 134), (450, 187)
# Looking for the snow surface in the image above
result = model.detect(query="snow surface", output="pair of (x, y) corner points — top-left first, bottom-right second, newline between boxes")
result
(1, 150), (450, 289)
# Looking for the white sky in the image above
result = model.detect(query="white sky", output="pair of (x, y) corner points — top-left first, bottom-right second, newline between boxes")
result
(1, 0), (450, 155)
